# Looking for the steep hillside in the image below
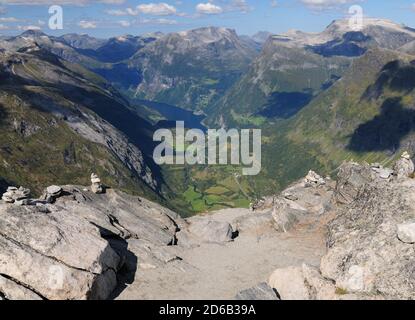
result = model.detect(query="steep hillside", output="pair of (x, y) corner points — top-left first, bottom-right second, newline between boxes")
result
(208, 19), (415, 127)
(0, 46), (162, 201)
(250, 47), (415, 196)
(131, 27), (259, 112)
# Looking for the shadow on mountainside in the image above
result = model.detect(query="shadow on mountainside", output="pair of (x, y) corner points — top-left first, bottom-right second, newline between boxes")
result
(348, 97), (415, 152)
(258, 91), (313, 119)
(0, 103), (7, 126)
(362, 60), (415, 100)
(348, 60), (415, 152)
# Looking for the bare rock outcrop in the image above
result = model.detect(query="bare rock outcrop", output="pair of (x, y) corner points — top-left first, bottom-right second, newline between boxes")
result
(0, 184), (185, 300)
(269, 158), (415, 300)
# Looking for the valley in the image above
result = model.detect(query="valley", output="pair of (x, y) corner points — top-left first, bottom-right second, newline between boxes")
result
(2, 19), (415, 216)
(1, 6), (415, 301)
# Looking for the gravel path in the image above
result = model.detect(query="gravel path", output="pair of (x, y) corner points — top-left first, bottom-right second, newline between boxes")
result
(116, 208), (328, 300)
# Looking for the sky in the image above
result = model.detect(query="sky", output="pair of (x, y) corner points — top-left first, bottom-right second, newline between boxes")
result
(0, 0), (415, 38)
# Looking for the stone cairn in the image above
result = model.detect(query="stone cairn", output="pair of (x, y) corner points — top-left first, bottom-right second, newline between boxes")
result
(41, 185), (63, 203)
(91, 173), (104, 194)
(1, 187), (30, 205)
(394, 151), (415, 179)
(304, 170), (326, 187)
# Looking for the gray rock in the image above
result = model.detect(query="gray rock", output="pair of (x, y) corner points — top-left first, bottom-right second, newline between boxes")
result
(235, 283), (279, 300)
(379, 168), (394, 179)
(91, 173), (104, 194)
(394, 153), (415, 179)
(271, 199), (301, 233)
(320, 162), (415, 299)
(47, 185), (63, 197)
(234, 212), (275, 236)
(41, 185), (63, 203)
(0, 186), (186, 300)
(2, 186), (30, 204)
(335, 162), (372, 204)
(0, 275), (43, 300)
(269, 266), (310, 300)
(397, 222), (415, 244)
(183, 219), (234, 244)
(284, 192), (299, 201)
(304, 170), (325, 187)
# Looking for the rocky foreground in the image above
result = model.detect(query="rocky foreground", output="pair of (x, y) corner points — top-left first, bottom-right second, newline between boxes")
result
(1, 155), (415, 300)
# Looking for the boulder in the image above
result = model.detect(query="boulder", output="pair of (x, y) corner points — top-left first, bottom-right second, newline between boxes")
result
(271, 199), (301, 233)
(187, 219), (234, 243)
(235, 283), (279, 300)
(233, 212), (275, 236)
(397, 222), (415, 244)
(176, 217), (234, 246)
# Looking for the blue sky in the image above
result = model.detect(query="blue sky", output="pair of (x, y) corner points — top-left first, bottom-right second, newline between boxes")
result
(0, 0), (415, 38)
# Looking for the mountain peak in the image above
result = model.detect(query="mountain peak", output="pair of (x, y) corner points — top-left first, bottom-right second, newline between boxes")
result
(325, 18), (413, 35)
(20, 29), (47, 38)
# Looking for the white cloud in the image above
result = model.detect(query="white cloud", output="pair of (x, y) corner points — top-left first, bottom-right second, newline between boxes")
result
(196, 2), (223, 15)
(137, 3), (177, 15)
(0, 24), (9, 30)
(106, 2), (177, 16)
(17, 25), (41, 30)
(142, 18), (178, 24)
(106, 9), (128, 16)
(0, 17), (20, 22)
(78, 20), (97, 29)
(118, 20), (130, 27)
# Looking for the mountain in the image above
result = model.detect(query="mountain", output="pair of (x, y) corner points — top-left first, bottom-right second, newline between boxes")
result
(5, 28), (258, 116)
(130, 27), (259, 112)
(70, 34), (161, 63)
(58, 33), (106, 50)
(251, 31), (273, 44)
(208, 19), (415, 128)
(3, 19), (415, 214)
(0, 43), (164, 202)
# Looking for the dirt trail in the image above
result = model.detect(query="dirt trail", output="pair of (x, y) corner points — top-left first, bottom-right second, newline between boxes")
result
(116, 208), (328, 300)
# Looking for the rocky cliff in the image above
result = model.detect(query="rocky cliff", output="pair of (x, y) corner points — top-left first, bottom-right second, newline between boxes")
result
(1, 154), (414, 300)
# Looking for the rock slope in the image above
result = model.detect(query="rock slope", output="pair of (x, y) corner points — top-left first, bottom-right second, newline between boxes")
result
(1, 154), (414, 300)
